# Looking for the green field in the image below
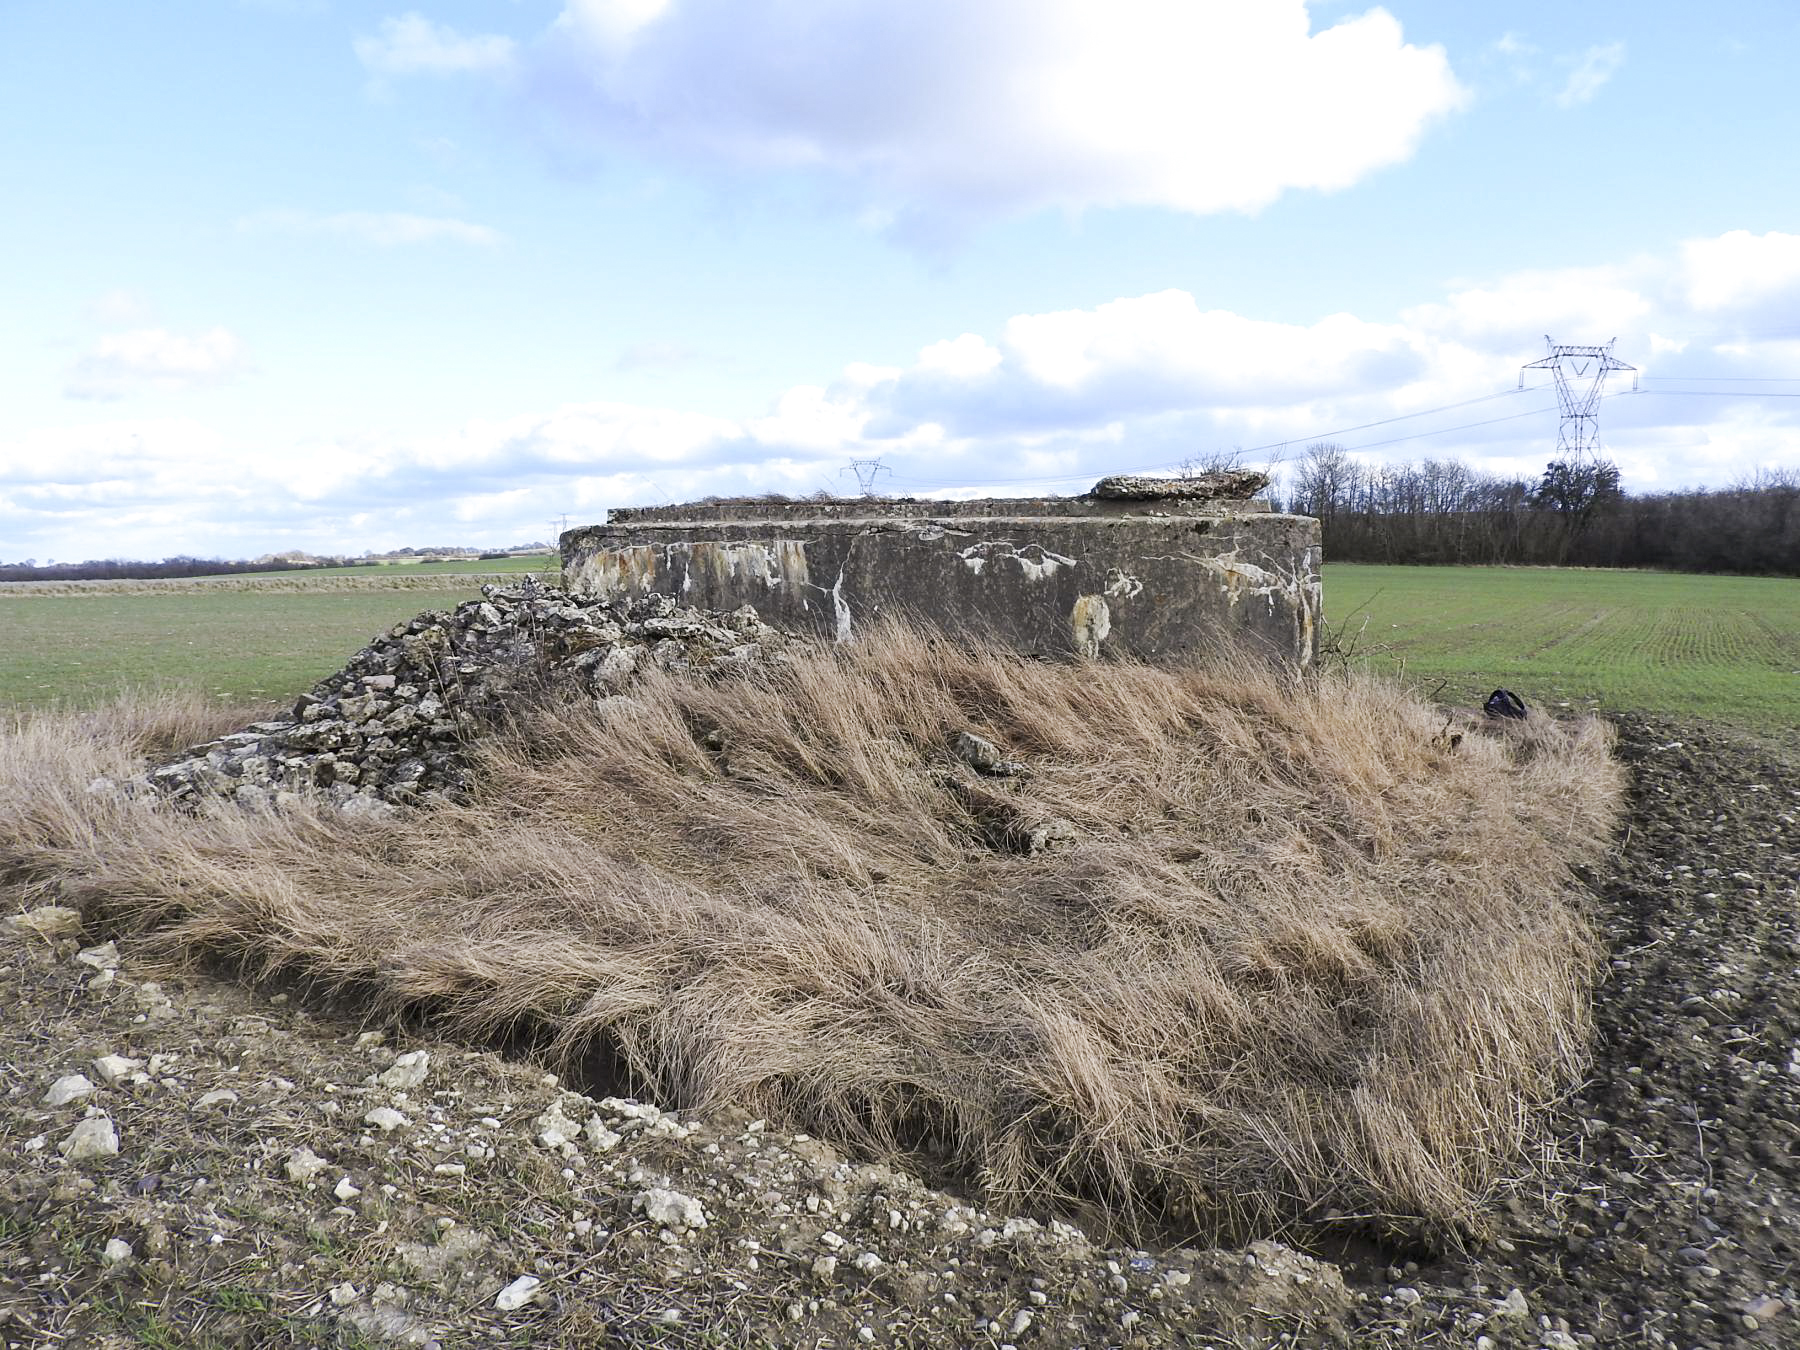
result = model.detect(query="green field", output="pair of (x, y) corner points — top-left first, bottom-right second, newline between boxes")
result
(0, 585), (501, 710)
(1324, 564), (1799, 729)
(298, 553), (558, 578)
(1, 563), (1794, 728)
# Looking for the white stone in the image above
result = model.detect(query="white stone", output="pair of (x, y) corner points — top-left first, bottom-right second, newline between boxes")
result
(377, 1050), (430, 1091)
(75, 941), (120, 971)
(285, 1147), (329, 1183)
(90, 1055), (141, 1085)
(59, 1115), (119, 1163)
(195, 1089), (239, 1109)
(584, 1115), (621, 1152)
(329, 1282), (361, 1307)
(5, 905), (82, 940)
(494, 1275), (541, 1311)
(636, 1187), (708, 1233)
(1496, 1288), (1531, 1320)
(334, 1176), (363, 1201)
(101, 1238), (134, 1265)
(534, 1102), (580, 1150)
(363, 1106), (410, 1133)
(812, 1254), (838, 1280)
(45, 1074), (95, 1107)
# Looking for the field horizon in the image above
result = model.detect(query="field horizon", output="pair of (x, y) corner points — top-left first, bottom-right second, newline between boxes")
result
(1, 560), (1792, 730)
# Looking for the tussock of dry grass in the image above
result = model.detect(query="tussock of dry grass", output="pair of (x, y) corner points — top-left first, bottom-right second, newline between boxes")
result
(0, 627), (1624, 1242)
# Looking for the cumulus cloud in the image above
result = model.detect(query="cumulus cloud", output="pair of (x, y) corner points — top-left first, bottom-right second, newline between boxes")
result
(13, 229), (1800, 559)
(239, 209), (500, 246)
(522, 0), (1467, 229)
(1401, 265), (1654, 347)
(64, 328), (249, 401)
(1555, 41), (1624, 107)
(1680, 230), (1800, 315)
(355, 13), (516, 75)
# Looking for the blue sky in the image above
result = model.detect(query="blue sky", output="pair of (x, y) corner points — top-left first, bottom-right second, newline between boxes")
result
(3, 0), (1798, 560)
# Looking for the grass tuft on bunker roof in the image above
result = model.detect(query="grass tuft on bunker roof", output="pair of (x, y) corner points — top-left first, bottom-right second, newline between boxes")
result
(0, 622), (1624, 1245)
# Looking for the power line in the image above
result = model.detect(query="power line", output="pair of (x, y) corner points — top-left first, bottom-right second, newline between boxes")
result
(1633, 389), (1800, 397)
(1341, 405), (1554, 453)
(1641, 375), (1800, 382)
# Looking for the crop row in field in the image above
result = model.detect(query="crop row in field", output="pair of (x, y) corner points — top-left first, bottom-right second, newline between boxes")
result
(1325, 564), (1799, 730)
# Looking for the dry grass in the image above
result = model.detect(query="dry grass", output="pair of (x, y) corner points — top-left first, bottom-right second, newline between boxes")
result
(0, 625), (1624, 1243)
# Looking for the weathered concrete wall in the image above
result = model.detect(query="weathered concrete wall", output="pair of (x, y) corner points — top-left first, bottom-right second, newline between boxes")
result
(562, 487), (1322, 666)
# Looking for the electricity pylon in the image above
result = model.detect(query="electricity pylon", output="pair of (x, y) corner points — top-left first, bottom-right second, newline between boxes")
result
(841, 458), (891, 497)
(1519, 336), (1637, 462)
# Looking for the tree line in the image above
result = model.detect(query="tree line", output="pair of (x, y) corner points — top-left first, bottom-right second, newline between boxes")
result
(1282, 444), (1800, 576)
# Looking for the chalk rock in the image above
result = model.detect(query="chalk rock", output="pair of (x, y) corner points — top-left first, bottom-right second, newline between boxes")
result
(6, 905), (82, 940)
(45, 1074), (95, 1107)
(636, 1187), (708, 1233)
(140, 582), (789, 815)
(91, 1055), (141, 1085)
(75, 941), (120, 971)
(494, 1275), (541, 1311)
(59, 1115), (119, 1163)
(534, 1102), (581, 1151)
(363, 1106), (411, 1133)
(377, 1050), (430, 1091)
(285, 1146), (330, 1183)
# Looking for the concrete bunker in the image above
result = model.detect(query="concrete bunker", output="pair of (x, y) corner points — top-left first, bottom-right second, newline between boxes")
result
(561, 471), (1322, 666)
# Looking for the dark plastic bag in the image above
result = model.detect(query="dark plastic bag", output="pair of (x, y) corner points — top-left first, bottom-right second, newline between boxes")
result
(1484, 689), (1528, 720)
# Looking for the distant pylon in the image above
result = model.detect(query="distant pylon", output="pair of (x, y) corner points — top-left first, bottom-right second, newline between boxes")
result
(1519, 336), (1637, 462)
(841, 458), (891, 497)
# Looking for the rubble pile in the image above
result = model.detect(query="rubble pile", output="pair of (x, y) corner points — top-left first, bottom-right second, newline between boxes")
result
(144, 580), (787, 813)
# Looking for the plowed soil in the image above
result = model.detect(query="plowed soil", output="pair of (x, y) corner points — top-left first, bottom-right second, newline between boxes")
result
(4, 710), (1797, 1349)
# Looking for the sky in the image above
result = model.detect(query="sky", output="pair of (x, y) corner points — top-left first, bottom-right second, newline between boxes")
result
(3, 1), (1799, 561)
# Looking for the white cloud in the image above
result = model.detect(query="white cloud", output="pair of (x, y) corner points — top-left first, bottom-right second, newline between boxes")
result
(239, 209), (500, 246)
(355, 13), (516, 75)
(13, 229), (1800, 559)
(916, 334), (1002, 380)
(997, 292), (1413, 398)
(1555, 41), (1624, 107)
(1681, 230), (1800, 313)
(64, 328), (249, 401)
(1402, 265), (1654, 346)
(86, 289), (153, 326)
(530, 0), (1468, 229)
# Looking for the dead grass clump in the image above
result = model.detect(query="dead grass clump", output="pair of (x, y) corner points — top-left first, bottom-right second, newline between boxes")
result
(0, 627), (1624, 1242)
